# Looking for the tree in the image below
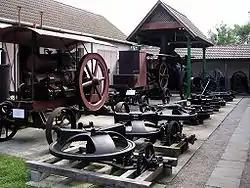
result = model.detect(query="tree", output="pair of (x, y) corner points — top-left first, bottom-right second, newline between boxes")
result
(208, 23), (237, 45)
(208, 22), (250, 45)
(234, 24), (250, 44)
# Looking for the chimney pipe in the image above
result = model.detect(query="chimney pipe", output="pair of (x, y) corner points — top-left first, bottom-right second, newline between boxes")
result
(17, 6), (21, 26)
(40, 11), (43, 28)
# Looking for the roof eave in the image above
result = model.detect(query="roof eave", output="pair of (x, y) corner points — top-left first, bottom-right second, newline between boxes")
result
(0, 17), (134, 46)
(160, 2), (214, 47)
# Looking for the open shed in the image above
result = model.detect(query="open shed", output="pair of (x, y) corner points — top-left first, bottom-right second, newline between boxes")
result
(127, 0), (214, 97)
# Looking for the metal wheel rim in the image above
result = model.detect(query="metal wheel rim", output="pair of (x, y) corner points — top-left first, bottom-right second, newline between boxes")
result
(79, 53), (109, 111)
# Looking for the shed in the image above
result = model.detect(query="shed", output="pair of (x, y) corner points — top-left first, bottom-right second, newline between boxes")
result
(176, 45), (250, 92)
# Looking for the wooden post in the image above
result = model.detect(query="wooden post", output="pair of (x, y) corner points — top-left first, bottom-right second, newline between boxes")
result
(186, 35), (191, 98)
(202, 46), (206, 85)
(225, 60), (228, 90)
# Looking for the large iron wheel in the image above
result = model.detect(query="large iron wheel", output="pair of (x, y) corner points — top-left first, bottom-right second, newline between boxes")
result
(46, 107), (76, 145)
(158, 63), (169, 91)
(0, 101), (18, 141)
(78, 53), (109, 111)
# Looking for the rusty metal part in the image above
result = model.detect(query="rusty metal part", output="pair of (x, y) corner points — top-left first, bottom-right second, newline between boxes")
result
(45, 107), (77, 144)
(78, 53), (109, 111)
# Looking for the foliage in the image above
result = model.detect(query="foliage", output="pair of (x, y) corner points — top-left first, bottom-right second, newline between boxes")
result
(0, 153), (29, 188)
(208, 22), (250, 45)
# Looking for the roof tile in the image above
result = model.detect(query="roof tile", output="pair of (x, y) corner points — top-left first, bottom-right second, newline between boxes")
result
(0, 0), (127, 41)
(175, 44), (250, 60)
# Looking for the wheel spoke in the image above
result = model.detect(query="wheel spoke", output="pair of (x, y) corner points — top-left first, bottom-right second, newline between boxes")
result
(85, 64), (94, 79)
(98, 77), (105, 82)
(94, 62), (99, 76)
(82, 80), (93, 87)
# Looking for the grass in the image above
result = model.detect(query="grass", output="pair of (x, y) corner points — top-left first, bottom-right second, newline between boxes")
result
(0, 153), (29, 188)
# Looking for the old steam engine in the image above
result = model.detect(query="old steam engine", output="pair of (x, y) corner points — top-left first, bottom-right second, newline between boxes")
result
(16, 46), (109, 112)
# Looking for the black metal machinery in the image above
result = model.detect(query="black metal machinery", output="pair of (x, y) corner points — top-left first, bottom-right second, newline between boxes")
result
(0, 26), (109, 143)
(48, 121), (178, 176)
(110, 50), (185, 105)
(112, 102), (197, 151)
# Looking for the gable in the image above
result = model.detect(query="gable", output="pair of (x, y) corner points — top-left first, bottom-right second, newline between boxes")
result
(141, 5), (183, 30)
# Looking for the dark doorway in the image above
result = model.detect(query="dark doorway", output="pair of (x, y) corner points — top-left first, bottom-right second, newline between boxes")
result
(230, 71), (249, 93)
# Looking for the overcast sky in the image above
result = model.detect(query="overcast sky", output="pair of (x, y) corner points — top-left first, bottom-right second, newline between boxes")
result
(56, 0), (250, 37)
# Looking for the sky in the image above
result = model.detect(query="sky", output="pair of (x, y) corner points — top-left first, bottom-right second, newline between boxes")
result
(56, 0), (250, 37)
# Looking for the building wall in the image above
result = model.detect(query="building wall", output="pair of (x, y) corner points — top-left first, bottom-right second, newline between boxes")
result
(192, 59), (250, 90)
(1, 42), (17, 92)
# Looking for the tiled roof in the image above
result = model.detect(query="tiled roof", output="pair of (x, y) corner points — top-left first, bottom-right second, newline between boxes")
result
(127, 0), (213, 47)
(175, 44), (250, 60)
(161, 1), (212, 46)
(0, 0), (127, 42)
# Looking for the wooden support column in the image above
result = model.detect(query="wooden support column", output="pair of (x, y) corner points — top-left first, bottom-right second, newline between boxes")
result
(225, 60), (228, 90)
(202, 46), (206, 84)
(186, 36), (191, 98)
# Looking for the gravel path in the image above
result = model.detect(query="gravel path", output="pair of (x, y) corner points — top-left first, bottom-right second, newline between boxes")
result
(240, 142), (250, 188)
(168, 97), (250, 188)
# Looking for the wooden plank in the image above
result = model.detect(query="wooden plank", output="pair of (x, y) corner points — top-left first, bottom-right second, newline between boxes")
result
(154, 145), (180, 157)
(135, 164), (164, 181)
(26, 161), (152, 188)
(120, 170), (136, 178)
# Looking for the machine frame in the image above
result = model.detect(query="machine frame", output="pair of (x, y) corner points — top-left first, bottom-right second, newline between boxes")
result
(0, 25), (110, 143)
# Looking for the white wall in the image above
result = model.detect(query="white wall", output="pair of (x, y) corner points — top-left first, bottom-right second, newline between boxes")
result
(82, 42), (131, 85)
(1, 42), (17, 92)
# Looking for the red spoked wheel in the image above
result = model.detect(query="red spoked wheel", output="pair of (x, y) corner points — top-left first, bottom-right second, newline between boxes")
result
(78, 53), (109, 111)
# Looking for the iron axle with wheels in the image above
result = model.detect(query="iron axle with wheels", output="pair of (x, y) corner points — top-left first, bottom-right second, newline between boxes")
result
(0, 102), (77, 144)
(48, 124), (178, 176)
(113, 102), (197, 156)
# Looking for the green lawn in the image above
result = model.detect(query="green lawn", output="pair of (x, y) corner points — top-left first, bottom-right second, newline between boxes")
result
(0, 153), (29, 188)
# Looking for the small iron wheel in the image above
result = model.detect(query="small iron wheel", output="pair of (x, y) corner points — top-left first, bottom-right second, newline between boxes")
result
(164, 121), (182, 146)
(78, 53), (109, 111)
(0, 102), (18, 141)
(158, 63), (169, 91)
(0, 120), (18, 142)
(46, 107), (76, 145)
(136, 142), (157, 176)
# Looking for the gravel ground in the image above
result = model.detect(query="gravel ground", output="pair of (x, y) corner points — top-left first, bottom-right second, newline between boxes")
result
(240, 144), (250, 188)
(168, 97), (250, 188)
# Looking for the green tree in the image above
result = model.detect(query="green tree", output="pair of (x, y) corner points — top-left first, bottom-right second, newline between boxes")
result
(208, 23), (237, 45)
(234, 24), (250, 44)
(208, 22), (250, 45)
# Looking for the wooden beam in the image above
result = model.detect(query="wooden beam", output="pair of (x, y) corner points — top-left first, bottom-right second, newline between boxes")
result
(26, 161), (152, 188)
(186, 35), (191, 98)
(141, 23), (183, 30)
